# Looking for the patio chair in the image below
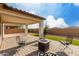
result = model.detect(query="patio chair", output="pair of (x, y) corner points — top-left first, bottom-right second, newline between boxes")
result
(59, 35), (73, 54)
(16, 36), (26, 46)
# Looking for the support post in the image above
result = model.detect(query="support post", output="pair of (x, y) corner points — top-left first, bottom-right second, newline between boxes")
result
(39, 21), (44, 39)
(0, 15), (2, 46)
(0, 14), (4, 50)
(25, 25), (28, 35)
(2, 23), (4, 37)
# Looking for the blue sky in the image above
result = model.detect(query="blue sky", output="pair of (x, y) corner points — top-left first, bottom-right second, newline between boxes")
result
(7, 3), (79, 28)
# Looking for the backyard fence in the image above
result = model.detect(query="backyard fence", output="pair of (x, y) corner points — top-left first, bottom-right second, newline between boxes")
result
(29, 28), (79, 37)
(5, 29), (25, 34)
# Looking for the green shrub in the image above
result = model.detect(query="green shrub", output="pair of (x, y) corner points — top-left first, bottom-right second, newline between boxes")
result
(44, 26), (48, 37)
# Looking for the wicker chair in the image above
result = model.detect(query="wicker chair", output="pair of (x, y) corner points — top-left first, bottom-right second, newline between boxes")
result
(16, 36), (26, 46)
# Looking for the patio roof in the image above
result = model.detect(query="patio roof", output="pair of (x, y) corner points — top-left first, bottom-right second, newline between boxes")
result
(0, 3), (45, 25)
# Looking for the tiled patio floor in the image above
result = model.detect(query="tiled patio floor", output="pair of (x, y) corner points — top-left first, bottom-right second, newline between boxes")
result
(0, 34), (79, 56)
(0, 34), (38, 56)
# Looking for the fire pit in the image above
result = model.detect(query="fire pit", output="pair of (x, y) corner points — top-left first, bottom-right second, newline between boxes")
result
(38, 39), (49, 52)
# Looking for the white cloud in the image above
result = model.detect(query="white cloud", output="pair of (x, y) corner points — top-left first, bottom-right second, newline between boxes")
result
(46, 15), (69, 28)
(7, 3), (42, 14)
(28, 23), (39, 29)
(18, 3), (42, 12)
(74, 21), (79, 27)
(20, 3), (41, 8)
(28, 11), (39, 29)
(28, 15), (69, 29)
(29, 10), (36, 14)
(76, 25), (79, 27)
(73, 3), (79, 6)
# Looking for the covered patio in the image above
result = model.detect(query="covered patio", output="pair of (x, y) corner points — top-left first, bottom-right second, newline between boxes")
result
(0, 3), (45, 55)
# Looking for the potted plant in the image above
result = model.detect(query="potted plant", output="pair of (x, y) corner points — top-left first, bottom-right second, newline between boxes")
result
(44, 26), (48, 38)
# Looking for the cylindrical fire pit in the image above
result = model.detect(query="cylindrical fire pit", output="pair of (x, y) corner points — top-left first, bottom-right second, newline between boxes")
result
(38, 39), (49, 52)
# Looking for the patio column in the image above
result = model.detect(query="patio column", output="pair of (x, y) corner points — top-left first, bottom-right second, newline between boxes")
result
(20, 25), (24, 29)
(0, 16), (2, 46)
(39, 21), (44, 39)
(0, 16), (4, 47)
(2, 23), (5, 37)
(25, 25), (28, 35)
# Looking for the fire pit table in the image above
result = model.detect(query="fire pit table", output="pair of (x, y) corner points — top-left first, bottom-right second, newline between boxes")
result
(38, 39), (49, 52)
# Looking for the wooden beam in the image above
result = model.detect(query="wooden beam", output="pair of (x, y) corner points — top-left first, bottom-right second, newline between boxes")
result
(0, 9), (43, 22)
(1, 14), (40, 25)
